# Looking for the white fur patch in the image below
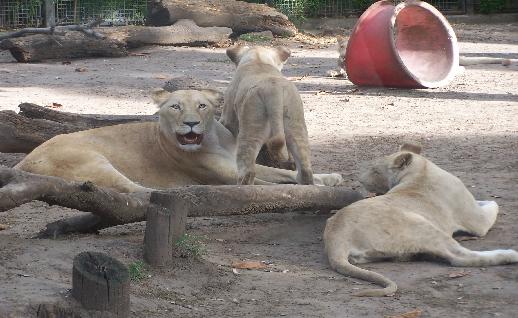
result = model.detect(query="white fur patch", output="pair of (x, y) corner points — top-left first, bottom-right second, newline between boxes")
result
(477, 200), (497, 207)
(473, 249), (515, 257)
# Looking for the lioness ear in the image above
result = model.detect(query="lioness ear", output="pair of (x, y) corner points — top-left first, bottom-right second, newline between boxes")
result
(274, 46), (291, 63)
(400, 142), (422, 154)
(201, 89), (223, 106)
(226, 45), (249, 65)
(151, 89), (172, 105)
(393, 153), (413, 169)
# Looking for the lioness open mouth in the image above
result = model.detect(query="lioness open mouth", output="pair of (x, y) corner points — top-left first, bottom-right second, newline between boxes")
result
(177, 132), (203, 145)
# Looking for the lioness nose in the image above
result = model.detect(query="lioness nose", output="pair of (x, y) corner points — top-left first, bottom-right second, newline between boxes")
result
(184, 121), (200, 128)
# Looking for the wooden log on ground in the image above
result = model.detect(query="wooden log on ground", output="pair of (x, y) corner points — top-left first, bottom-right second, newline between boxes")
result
(0, 32), (127, 63)
(147, 0), (297, 36)
(0, 103), (157, 153)
(0, 166), (149, 226)
(0, 166), (362, 236)
(156, 185), (362, 217)
(0, 110), (79, 153)
(106, 20), (232, 48)
(144, 193), (189, 266)
(18, 102), (157, 129)
(0, 20), (232, 62)
(72, 251), (130, 317)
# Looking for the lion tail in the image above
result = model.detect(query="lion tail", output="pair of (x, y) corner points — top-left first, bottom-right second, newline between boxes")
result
(328, 250), (397, 297)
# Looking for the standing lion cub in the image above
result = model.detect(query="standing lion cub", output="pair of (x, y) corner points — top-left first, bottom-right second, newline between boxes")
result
(221, 45), (314, 185)
(324, 143), (518, 297)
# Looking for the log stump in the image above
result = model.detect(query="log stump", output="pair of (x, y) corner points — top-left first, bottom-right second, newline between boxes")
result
(72, 252), (130, 317)
(144, 192), (189, 267)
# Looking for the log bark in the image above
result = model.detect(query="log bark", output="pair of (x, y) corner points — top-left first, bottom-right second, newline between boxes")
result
(143, 194), (188, 267)
(0, 32), (126, 63)
(0, 103), (157, 153)
(18, 102), (157, 129)
(0, 20), (232, 62)
(107, 19), (232, 48)
(0, 110), (79, 153)
(147, 0), (297, 36)
(0, 166), (150, 225)
(0, 166), (362, 236)
(72, 251), (130, 317)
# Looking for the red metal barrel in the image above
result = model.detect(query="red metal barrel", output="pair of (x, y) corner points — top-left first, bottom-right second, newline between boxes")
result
(345, 0), (459, 88)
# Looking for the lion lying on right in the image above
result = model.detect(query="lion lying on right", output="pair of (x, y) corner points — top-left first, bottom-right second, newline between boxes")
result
(324, 143), (518, 297)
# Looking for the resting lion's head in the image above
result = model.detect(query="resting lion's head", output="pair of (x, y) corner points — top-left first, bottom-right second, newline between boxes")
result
(152, 89), (222, 152)
(226, 44), (291, 71)
(359, 142), (423, 195)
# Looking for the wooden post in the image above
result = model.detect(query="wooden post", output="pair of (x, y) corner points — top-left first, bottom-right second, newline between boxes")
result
(44, 0), (56, 28)
(72, 252), (130, 317)
(465, 0), (475, 14)
(143, 192), (188, 267)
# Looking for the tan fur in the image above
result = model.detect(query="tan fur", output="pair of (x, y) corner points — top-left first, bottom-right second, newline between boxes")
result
(222, 45), (331, 185)
(324, 143), (518, 297)
(326, 36), (347, 78)
(15, 90), (341, 192)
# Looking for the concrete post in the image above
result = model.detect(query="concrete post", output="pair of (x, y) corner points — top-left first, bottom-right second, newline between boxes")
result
(44, 0), (56, 28)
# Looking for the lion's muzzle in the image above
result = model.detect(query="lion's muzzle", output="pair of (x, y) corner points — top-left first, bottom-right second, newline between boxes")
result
(176, 132), (203, 145)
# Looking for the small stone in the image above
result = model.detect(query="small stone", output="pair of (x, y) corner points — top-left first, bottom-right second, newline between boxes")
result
(239, 31), (274, 42)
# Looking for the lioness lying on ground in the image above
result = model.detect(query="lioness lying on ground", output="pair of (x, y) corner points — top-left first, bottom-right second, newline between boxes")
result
(15, 90), (342, 192)
(222, 45), (314, 185)
(324, 143), (518, 297)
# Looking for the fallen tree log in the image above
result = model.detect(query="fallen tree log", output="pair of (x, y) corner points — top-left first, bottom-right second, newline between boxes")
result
(0, 32), (127, 63)
(0, 110), (79, 153)
(109, 19), (232, 48)
(18, 103), (157, 129)
(147, 0), (297, 37)
(0, 20), (232, 63)
(0, 166), (362, 237)
(0, 104), (157, 153)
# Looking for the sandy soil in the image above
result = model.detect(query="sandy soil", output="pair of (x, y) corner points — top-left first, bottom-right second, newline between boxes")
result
(0, 22), (517, 317)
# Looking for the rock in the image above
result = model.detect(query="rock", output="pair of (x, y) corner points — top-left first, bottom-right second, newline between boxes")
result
(239, 31), (274, 42)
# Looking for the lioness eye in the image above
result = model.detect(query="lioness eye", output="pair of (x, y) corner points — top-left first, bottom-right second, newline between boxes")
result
(199, 103), (207, 109)
(170, 104), (180, 110)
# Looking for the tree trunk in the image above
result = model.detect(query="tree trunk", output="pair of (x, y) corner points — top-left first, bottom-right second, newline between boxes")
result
(143, 193), (189, 267)
(112, 20), (232, 48)
(0, 103), (157, 153)
(0, 110), (79, 153)
(0, 20), (232, 63)
(0, 32), (127, 63)
(147, 0), (297, 36)
(18, 102), (157, 129)
(0, 166), (362, 236)
(72, 251), (130, 317)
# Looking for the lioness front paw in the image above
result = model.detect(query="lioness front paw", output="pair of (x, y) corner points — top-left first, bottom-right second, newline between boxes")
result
(314, 173), (343, 187)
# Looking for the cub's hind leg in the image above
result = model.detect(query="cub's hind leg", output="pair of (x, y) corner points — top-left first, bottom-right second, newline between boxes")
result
(285, 129), (313, 185)
(235, 117), (268, 185)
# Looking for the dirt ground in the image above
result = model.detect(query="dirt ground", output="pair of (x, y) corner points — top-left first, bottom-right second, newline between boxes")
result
(1, 22), (517, 318)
